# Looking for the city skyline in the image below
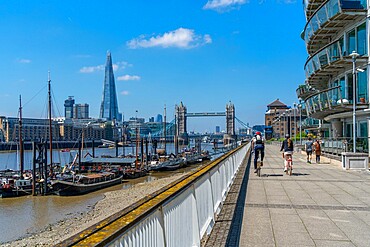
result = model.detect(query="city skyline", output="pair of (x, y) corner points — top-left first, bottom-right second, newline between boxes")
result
(0, 1), (307, 132)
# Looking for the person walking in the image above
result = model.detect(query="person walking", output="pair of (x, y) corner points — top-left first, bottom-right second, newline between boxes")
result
(305, 137), (314, 163)
(280, 134), (294, 173)
(313, 139), (321, 163)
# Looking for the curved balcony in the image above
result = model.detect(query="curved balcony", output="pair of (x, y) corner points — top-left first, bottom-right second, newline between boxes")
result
(304, 40), (367, 90)
(303, 0), (366, 55)
(304, 0), (326, 20)
(296, 84), (318, 100)
(305, 86), (368, 119)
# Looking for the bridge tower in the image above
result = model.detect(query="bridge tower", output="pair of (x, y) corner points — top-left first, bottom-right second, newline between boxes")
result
(224, 101), (236, 145)
(176, 102), (189, 145)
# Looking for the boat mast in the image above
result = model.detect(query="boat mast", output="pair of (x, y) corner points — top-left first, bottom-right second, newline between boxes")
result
(135, 110), (139, 169)
(163, 104), (166, 154)
(19, 95), (24, 179)
(135, 127), (139, 169)
(48, 71), (53, 176)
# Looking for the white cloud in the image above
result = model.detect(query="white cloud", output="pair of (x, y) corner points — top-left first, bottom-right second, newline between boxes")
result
(18, 58), (31, 64)
(283, 0), (296, 4)
(127, 28), (212, 49)
(120, 91), (129, 95)
(203, 0), (247, 11)
(79, 64), (104, 73)
(117, 75), (141, 81)
(79, 61), (131, 73)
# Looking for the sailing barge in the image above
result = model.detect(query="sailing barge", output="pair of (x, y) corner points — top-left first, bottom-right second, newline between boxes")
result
(51, 172), (122, 196)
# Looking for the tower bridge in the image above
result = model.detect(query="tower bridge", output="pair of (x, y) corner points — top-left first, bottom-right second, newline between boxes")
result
(176, 101), (236, 145)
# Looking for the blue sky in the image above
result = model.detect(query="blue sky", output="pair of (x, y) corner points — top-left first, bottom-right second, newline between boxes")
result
(0, 0), (307, 132)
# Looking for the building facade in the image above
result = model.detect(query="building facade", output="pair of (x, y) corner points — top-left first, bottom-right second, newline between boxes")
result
(64, 96), (75, 119)
(100, 51), (120, 121)
(73, 103), (89, 119)
(265, 99), (302, 139)
(298, 0), (369, 150)
(0, 116), (60, 142)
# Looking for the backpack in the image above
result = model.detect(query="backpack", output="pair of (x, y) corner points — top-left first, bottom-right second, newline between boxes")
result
(255, 135), (263, 144)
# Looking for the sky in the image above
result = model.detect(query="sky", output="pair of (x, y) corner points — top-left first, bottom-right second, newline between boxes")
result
(0, 0), (307, 132)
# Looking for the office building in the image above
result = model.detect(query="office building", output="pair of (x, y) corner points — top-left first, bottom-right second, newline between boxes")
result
(73, 104), (89, 119)
(100, 51), (120, 121)
(64, 96), (74, 119)
(156, 114), (163, 123)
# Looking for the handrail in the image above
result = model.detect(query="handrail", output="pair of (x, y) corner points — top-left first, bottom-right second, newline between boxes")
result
(56, 142), (250, 247)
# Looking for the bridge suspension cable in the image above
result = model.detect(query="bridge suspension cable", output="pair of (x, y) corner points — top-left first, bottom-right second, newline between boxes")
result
(127, 118), (176, 138)
(235, 116), (249, 129)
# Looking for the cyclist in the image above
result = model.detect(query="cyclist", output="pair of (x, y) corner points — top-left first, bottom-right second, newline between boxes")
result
(252, 131), (265, 173)
(280, 133), (294, 172)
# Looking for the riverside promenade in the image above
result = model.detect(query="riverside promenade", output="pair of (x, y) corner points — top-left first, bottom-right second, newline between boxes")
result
(206, 144), (370, 247)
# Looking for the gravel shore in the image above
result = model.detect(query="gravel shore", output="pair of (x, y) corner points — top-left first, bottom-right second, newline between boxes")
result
(3, 173), (186, 247)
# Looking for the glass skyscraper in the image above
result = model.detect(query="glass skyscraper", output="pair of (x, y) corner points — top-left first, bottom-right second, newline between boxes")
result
(100, 51), (119, 121)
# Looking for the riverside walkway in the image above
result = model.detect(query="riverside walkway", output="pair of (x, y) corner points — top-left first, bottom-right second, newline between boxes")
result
(206, 144), (370, 247)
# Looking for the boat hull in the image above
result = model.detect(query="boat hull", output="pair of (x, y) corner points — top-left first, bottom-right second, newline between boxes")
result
(150, 159), (186, 171)
(52, 176), (123, 196)
(0, 187), (32, 198)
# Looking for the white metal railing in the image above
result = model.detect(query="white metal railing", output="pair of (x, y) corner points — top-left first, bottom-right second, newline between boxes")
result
(108, 143), (250, 247)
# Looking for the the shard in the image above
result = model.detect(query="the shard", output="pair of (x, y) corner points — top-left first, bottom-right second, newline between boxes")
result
(100, 51), (119, 121)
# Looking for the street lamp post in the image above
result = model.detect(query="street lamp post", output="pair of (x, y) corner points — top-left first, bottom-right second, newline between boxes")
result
(350, 51), (359, 153)
(293, 103), (297, 141)
(289, 108), (292, 138)
(283, 112), (286, 137)
(298, 103), (302, 145)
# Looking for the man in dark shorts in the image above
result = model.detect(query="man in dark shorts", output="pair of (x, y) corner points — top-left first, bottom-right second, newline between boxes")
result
(305, 137), (314, 163)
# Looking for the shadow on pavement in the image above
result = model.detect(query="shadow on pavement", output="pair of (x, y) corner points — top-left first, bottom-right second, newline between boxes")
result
(225, 155), (251, 247)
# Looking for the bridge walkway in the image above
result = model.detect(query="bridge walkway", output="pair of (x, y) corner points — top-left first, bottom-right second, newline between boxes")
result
(205, 144), (370, 247)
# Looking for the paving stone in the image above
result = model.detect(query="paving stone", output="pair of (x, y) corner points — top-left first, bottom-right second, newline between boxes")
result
(205, 145), (370, 247)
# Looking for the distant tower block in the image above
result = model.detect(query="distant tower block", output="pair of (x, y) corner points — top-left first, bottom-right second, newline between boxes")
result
(176, 102), (189, 145)
(100, 51), (119, 121)
(224, 101), (236, 145)
(64, 96), (75, 119)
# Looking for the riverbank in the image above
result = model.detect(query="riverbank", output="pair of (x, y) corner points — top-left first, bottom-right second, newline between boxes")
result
(3, 173), (187, 247)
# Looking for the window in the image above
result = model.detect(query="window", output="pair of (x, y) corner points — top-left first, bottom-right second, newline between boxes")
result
(357, 69), (368, 103)
(359, 121), (368, 138)
(347, 29), (356, 55)
(357, 23), (366, 55)
(339, 37), (344, 56)
(340, 77), (346, 99)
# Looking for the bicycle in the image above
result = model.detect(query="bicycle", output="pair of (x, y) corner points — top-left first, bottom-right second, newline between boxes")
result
(256, 156), (262, 177)
(284, 153), (293, 176)
(253, 151), (263, 177)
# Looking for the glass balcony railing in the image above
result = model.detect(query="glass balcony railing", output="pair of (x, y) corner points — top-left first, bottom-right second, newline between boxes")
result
(303, 0), (366, 47)
(296, 84), (317, 99)
(301, 117), (320, 128)
(305, 86), (368, 117)
(304, 39), (343, 78)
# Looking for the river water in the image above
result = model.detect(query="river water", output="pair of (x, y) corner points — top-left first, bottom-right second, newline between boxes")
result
(0, 143), (218, 243)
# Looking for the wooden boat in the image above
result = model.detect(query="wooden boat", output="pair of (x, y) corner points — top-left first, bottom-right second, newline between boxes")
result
(0, 96), (34, 198)
(121, 167), (147, 179)
(149, 157), (186, 171)
(0, 177), (32, 198)
(51, 172), (122, 196)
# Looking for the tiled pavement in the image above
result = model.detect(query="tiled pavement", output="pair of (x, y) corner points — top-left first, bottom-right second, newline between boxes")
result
(206, 144), (370, 247)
